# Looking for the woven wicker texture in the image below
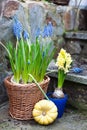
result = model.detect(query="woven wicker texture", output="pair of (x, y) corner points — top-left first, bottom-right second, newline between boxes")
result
(4, 76), (50, 120)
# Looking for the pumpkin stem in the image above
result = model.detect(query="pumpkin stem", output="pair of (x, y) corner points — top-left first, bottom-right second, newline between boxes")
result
(29, 74), (50, 100)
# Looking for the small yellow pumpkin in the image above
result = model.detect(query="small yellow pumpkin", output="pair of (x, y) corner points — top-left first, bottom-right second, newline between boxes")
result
(32, 99), (58, 125)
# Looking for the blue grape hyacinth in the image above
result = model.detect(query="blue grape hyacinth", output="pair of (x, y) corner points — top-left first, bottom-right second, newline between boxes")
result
(35, 22), (53, 38)
(71, 67), (83, 73)
(42, 22), (53, 37)
(23, 30), (29, 40)
(47, 22), (53, 36)
(36, 28), (41, 38)
(13, 17), (23, 39)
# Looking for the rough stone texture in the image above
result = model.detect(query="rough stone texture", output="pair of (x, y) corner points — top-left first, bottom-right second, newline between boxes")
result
(69, 0), (87, 7)
(0, 72), (8, 104)
(64, 81), (87, 111)
(3, 0), (19, 18)
(65, 31), (87, 40)
(64, 32), (87, 65)
(64, 40), (81, 55)
(79, 9), (87, 30)
(0, 47), (9, 104)
(0, 0), (19, 42)
(0, 102), (87, 130)
(63, 6), (87, 31)
(63, 7), (79, 31)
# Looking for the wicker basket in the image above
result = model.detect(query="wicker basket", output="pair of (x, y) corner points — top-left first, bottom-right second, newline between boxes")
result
(4, 76), (50, 120)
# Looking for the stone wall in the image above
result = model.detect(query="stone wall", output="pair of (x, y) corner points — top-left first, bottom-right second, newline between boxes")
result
(64, 32), (87, 67)
(69, 0), (87, 7)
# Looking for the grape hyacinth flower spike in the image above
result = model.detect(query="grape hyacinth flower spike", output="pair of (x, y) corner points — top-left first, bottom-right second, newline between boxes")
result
(36, 28), (41, 38)
(13, 17), (23, 39)
(72, 67), (83, 73)
(42, 22), (53, 37)
(23, 30), (29, 40)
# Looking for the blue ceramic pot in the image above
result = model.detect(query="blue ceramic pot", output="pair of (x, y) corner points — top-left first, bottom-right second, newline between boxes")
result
(47, 92), (68, 118)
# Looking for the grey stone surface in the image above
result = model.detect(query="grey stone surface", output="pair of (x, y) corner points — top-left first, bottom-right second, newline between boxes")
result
(28, 1), (46, 42)
(64, 40), (81, 55)
(63, 6), (87, 31)
(0, 72), (8, 104)
(63, 7), (77, 31)
(0, 19), (13, 41)
(63, 80), (87, 111)
(69, 0), (87, 7)
(79, 10), (87, 30)
(0, 102), (87, 130)
(48, 70), (87, 85)
(65, 32), (87, 40)
(64, 31), (87, 66)
(48, 60), (87, 85)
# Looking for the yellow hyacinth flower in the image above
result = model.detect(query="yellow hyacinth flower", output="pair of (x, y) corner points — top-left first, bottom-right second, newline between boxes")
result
(56, 48), (72, 89)
(56, 48), (72, 73)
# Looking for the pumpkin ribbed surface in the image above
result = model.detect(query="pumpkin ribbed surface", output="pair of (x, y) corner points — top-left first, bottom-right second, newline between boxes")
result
(33, 100), (58, 125)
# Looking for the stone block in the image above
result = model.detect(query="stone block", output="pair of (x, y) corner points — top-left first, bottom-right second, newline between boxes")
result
(3, 0), (19, 18)
(0, 72), (8, 104)
(63, 7), (79, 31)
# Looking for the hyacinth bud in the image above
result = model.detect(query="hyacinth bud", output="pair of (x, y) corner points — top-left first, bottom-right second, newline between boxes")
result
(36, 28), (41, 38)
(23, 30), (29, 40)
(28, 59), (31, 65)
(42, 51), (45, 58)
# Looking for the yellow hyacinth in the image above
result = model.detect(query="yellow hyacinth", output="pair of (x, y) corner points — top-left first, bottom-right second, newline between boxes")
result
(56, 48), (72, 74)
(55, 48), (72, 89)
